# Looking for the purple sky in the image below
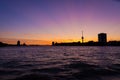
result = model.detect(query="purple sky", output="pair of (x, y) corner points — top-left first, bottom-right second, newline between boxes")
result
(0, 0), (120, 44)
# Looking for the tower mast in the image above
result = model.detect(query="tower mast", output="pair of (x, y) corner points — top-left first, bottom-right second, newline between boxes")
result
(81, 31), (84, 43)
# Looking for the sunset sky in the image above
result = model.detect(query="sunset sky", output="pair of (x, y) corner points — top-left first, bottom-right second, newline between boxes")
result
(0, 0), (120, 45)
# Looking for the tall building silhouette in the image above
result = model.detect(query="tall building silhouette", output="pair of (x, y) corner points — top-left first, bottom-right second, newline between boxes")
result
(98, 33), (107, 43)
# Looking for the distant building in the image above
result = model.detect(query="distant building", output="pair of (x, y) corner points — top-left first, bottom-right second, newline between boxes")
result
(52, 42), (55, 46)
(17, 40), (20, 46)
(23, 43), (26, 46)
(98, 33), (107, 43)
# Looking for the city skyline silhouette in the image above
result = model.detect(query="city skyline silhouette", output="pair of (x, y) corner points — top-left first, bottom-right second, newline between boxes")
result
(0, 1), (120, 80)
(0, 0), (120, 45)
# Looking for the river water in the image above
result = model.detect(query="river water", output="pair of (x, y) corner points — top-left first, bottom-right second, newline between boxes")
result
(0, 46), (120, 80)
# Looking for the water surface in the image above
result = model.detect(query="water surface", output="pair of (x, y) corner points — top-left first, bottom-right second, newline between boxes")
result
(0, 46), (120, 80)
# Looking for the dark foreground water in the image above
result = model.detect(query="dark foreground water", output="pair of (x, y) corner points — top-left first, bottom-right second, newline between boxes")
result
(0, 46), (120, 80)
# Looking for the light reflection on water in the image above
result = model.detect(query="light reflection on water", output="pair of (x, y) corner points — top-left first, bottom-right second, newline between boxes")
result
(0, 46), (120, 80)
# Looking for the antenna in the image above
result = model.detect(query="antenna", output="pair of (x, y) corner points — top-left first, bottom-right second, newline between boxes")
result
(81, 31), (84, 43)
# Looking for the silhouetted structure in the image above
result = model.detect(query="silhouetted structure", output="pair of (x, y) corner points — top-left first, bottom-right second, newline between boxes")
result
(23, 43), (27, 46)
(98, 33), (107, 43)
(53, 41), (81, 46)
(108, 41), (120, 46)
(81, 31), (84, 43)
(52, 42), (55, 46)
(17, 40), (20, 46)
(0, 42), (8, 47)
(98, 33), (107, 46)
(52, 32), (120, 46)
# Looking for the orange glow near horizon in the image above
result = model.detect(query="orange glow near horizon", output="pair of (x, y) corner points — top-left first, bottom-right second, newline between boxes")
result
(1, 35), (120, 45)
